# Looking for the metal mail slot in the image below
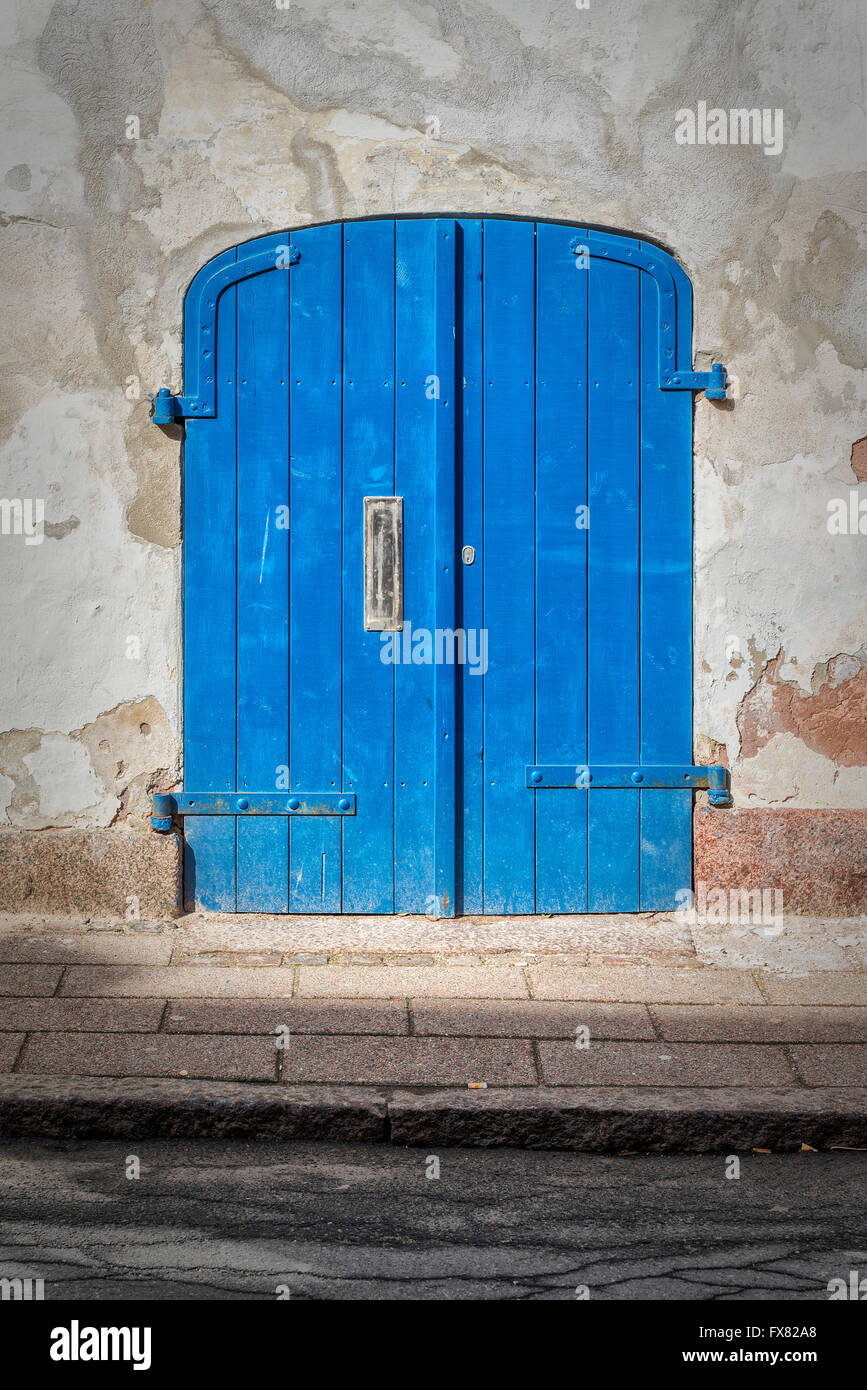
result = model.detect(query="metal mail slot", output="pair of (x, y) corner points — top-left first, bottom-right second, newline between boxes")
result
(364, 496), (403, 631)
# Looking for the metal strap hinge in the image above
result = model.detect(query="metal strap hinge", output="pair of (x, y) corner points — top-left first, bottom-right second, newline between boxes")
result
(525, 764), (732, 807)
(660, 362), (728, 399)
(148, 388), (209, 423)
(151, 791), (356, 832)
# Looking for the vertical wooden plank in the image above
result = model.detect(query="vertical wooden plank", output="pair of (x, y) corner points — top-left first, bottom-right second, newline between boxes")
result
(235, 255), (290, 912)
(587, 248), (640, 910)
(455, 219), (484, 913)
(534, 221), (589, 912)
(289, 222), (343, 911)
(341, 219), (396, 912)
(639, 264), (693, 908)
(393, 219), (437, 912)
(433, 220), (457, 916)
(183, 262), (238, 911)
(481, 219), (536, 913)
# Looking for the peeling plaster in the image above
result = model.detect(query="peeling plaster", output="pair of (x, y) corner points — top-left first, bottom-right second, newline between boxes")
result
(734, 732), (867, 809)
(0, 394), (178, 736)
(739, 652), (867, 767)
(78, 697), (177, 831)
(0, 771), (14, 821)
(21, 733), (118, 828)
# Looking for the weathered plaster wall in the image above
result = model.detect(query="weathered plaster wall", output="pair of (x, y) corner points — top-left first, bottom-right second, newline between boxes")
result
(0, 0), (864, 843)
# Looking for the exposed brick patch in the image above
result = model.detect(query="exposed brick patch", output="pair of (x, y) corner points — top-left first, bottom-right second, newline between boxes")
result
(851, 435), (867, 483)
(694, 806), (867, 916)
(738, 652), (867, 766)
(694, 735), (729, 768)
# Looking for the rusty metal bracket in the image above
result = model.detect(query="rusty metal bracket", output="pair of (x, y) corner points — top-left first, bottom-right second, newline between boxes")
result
(525, 764), (732, 807)
(151, 791), (356, 832)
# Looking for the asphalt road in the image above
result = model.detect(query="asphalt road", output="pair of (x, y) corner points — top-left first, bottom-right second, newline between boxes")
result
(0, 1141), (863, 1300)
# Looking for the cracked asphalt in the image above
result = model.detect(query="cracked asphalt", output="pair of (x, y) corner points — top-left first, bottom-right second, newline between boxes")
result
(0, 1141), (863, 1300)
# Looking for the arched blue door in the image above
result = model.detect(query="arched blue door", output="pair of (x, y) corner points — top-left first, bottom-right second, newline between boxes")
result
(166, 216), (727, 914)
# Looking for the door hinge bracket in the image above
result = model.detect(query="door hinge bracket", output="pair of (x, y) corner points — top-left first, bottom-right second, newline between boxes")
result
(525, 764), (732, 807)
(148, 387), (213, 424)
(660, 362), (728, 400)
(150, 791), (356, 831)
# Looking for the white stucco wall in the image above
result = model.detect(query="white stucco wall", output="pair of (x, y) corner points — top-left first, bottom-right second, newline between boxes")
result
(0, 0), (864, 829)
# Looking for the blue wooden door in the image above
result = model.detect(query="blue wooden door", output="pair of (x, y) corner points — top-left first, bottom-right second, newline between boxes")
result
(180, 216), (700, 913)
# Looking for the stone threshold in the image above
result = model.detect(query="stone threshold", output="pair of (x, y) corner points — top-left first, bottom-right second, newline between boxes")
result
(1, 911), (864, 975)
(0, 1076), (864, 1152)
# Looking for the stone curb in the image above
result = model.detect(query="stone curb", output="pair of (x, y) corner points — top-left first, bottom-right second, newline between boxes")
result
(388, 1085), (867, 1151)
(0, 1077), (388, 1142)
(0, 1077), (864, 1151)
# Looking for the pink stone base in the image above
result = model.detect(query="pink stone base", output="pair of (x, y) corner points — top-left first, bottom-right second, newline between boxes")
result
(0, 813), (863, 920)
(694, 806), (867, 916)
(0, 829), (182, 919)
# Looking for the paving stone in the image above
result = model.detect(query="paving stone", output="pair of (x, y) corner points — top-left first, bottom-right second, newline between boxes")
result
(0, 999), (165, 1032)
(757, 973), (867, 1006)
(284, 954), (329, 966)
(298, 965), (528, 999)
(587, 952), (696, 968)
(694, 928), (861, 974)
(654, 1005), (867, 1043)
(411, 999), (654, 1039)
(529, 964), (764, 1004)
(0, 1034), (24, 1070)
(19, 1033), (277, 1082)
(282, 1036), (537, 1085)
(0, 964), (63, 997)
(164, 998), (407, 1035)
(789, 1045), (867, 1087)
(175, 951), (284, 967)
(537, 1041), (795, 1087)
(0, 935), (174, 965)
(59, 966), (296, 998)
